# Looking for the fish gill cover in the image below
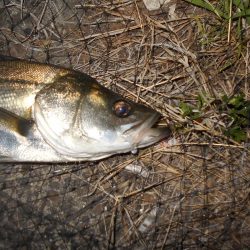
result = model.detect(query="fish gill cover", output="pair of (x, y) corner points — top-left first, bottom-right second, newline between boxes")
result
(0, 0), (249, 249)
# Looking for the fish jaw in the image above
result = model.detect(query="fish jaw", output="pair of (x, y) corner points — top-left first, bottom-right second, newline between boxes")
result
(123, 111), (171, 150)
(136, 126), (171, 149)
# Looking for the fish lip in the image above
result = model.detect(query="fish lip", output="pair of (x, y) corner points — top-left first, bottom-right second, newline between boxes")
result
(122, 111), (160, 135)
(145, 111), (162, 128)
(129, 111), (171, 148)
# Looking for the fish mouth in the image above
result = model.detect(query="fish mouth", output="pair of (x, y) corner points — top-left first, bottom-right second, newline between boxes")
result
(124, 112), (171, 149)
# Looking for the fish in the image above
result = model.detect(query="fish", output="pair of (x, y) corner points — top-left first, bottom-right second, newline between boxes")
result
(0, 56), (171, 162)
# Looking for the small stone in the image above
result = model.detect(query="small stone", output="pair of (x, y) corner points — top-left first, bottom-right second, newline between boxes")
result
(143, 0), (170, 11)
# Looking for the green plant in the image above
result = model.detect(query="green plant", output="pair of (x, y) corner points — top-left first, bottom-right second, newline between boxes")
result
(222, 94), (250, 142)
(185, 0), (250, 44)
(179, 93), (250, 142)
(179, 93), (207, 120)
(185, 0), (250, 23)
(179, 101), (201, 120)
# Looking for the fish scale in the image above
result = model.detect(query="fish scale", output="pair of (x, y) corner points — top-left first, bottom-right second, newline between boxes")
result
(0, 79), (40, 119)
(0, 59), (71, 119)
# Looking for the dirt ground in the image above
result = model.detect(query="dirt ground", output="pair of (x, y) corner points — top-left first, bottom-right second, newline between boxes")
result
(0, 0), (249, 249)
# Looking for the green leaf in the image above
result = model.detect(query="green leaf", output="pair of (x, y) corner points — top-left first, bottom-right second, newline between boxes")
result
(190, 112), (201, 120)
(233, 8), (250, 19)
(233, 0), (250, 10)
(222, 94), (229, 103)
(225, 125), (247, 142)
(237, 106), (249, 117)
(185, 0), (226, 18)
(228, 94), (245, 108)
(179, 102), (194, 117)
(197, 93), (205, 110)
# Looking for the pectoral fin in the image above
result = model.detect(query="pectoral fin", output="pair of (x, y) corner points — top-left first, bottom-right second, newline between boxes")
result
(0, 107), (34, 137)
(0, 107), (64, 162)
(0, 108), (35, 161)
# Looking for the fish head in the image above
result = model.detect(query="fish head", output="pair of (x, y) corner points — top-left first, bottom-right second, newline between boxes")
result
(34, 76), (171, 160)
(80, 84), (171, 152)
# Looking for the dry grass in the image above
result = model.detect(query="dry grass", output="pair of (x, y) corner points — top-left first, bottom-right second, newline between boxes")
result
(0, 0), (249, 249)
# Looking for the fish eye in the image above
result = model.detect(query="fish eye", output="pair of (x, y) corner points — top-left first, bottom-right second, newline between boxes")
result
(113, 100), (131, 118)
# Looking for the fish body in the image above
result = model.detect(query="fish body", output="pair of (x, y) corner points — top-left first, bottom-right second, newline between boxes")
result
(0, 56), (171, 162)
